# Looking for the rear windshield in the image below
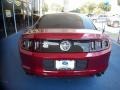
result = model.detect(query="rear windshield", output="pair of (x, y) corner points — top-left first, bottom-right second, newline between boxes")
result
(37, 13), (96, 29)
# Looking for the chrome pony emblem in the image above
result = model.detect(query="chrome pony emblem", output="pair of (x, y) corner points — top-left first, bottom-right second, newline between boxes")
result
(60, 41), (71, 51)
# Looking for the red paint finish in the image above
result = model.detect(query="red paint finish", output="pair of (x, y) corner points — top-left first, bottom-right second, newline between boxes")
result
(20, 48), (111, 76)
(19, 29), (111, 77)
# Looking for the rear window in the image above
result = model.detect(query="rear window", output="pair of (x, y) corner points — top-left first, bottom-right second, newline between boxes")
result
(37, 13), (96, 29)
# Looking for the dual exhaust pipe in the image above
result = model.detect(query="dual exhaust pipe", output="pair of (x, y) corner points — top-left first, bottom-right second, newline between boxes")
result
(96, 72), (104, 77)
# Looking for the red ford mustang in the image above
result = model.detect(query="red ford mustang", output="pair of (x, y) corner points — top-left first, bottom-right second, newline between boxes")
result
(19, 13), (111, 77)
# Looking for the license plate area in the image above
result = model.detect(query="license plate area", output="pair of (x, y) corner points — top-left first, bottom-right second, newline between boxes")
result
(55, 60), (75, 70)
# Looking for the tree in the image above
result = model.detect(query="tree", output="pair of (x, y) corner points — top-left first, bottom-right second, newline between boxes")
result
(93, 8), (103, 14)
(98, 2), (111, 12)
(118, 0), (120, 5)
(80, 3), (96, 14)
(51, 3), (63, 12)
(87, 3), (96, 14)
(42, 2), (48, 14)
(80, 5), (88, 13)
(70, 8), (80, 13)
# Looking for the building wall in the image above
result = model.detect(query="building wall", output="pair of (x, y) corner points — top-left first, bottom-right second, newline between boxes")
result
(0, 0), (41, 39)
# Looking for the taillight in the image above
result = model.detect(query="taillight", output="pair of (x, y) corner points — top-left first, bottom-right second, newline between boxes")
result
(23, 40), (33, 50)
(21, 39), (110, 52)
(22, 40), (41, 51)
(90, 39), (109, 52)
(34, 41), (41, 50)
(102, 40), (109, 49)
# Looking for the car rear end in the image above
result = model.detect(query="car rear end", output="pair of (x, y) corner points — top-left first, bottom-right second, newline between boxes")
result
(19, 29), (111, 77)
(19, 13), (111, 77)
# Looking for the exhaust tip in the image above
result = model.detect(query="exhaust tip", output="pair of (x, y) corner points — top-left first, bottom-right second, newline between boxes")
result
(96, 73), (102, 77)
(96, 72), (104, 77)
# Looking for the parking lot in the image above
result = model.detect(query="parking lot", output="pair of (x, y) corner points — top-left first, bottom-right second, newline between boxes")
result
(94, 22), (120, 43)
(1, 0), (120, 90)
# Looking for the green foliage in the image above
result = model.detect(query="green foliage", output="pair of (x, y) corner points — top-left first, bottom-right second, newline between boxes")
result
(79, 2), (111, 14)
(118, 0), (120, 5)
(80, 5), (88, 13)
(98, 2), (111, 12)
(70, 8), (80, 13)
(93, 8), (103, 14)
(51, 3), (63, 12)
(87, 3), (96, 13)
(80, 3), (96, 14)
(42, 2), (48, 13)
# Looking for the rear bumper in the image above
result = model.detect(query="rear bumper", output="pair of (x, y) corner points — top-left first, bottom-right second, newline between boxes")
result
(22, 67), (105, 77)
(20, 48), (111, 77)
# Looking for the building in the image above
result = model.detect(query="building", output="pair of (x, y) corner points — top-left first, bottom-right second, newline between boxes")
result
(0, 0), (42, 39)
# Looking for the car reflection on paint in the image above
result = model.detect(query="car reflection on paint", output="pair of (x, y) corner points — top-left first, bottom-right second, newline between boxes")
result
(19, 13), (111, 77)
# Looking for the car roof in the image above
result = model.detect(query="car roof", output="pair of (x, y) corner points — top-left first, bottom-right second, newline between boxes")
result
(42, 12), (87, 19)
(38, 13), (89, 29)
(33, 12), (96, 30)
